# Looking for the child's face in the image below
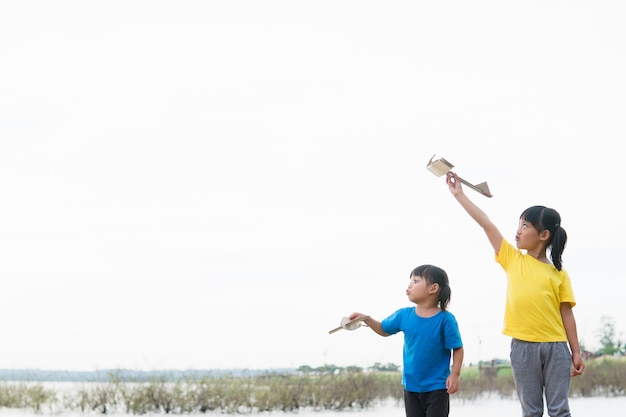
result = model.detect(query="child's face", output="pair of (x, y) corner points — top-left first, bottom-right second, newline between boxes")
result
(406, 274), (434, 303)
(516, 219), (545, 251)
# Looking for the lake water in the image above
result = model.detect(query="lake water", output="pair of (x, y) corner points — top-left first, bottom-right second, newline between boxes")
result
(271, 396), (626, 417)
(0, 396), (624, 416)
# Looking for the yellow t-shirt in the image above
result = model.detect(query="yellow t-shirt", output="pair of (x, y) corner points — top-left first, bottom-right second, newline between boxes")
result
(495, 239), (576, 342)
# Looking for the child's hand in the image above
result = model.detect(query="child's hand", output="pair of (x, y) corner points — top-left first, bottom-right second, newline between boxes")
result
(348, 312), (367, 321)
(446, 172), (463, 196)
(571, 352), (585, 377)
(446, 373), (460, 394)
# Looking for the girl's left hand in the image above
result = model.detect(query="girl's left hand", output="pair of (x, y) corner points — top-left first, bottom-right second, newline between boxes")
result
(571, 352), (585, 377)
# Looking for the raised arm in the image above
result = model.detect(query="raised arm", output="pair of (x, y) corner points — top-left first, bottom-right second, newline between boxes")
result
(446, 172), (503, 253)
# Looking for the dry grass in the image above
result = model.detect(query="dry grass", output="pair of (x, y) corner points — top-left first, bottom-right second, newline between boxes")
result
(0, 358), (623, 414)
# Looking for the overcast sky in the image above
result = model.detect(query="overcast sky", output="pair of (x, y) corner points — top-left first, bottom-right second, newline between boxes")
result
(1, 1), (625, 371)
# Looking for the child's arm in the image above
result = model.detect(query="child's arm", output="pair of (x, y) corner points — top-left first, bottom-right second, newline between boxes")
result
(446, 172), (503, 253)
(348, 312), (389, 336)
(560, 303), (585, 376)
(447, 346), (464, 394)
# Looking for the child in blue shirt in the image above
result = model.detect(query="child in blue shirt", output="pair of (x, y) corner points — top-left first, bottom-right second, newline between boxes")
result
(349, 264), (464, 417)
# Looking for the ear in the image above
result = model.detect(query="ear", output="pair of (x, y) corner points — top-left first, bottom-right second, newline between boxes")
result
(539, 230), (551, 241)
(429, 283), (440, 294)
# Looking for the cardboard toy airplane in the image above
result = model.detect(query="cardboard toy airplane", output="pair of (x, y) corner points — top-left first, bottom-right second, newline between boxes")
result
(427, 155), (493, 198)
(328, 316), (370, 334)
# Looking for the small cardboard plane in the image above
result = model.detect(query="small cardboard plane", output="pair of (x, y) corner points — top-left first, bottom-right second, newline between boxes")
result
(328, 316), (370, 334)
(427, 155), (493, 198)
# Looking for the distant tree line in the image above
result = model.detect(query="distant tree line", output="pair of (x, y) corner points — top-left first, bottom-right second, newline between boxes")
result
(296, 362), (400, 374)
(0, 369), (293, 383)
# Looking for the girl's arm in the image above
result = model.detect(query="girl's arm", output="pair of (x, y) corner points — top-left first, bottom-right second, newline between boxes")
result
(560, 303), (585, 376)
(446, 172), (503, 253)
(447, 346), (464, 394)
(348, 312), (389, 336)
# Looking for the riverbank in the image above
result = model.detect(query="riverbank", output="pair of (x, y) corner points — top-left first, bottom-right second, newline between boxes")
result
(0, 356), (623, 415)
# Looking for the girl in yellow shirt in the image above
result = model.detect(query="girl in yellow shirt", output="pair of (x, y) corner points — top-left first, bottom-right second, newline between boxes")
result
(445, 172), (584, 417)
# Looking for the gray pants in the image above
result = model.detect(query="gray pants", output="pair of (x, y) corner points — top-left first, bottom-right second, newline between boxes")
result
(510, 339), (572, 417)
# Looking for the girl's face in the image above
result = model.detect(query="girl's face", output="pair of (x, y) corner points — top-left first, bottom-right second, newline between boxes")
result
(515, 219), (545, 251)
(406, 274), (435, 304)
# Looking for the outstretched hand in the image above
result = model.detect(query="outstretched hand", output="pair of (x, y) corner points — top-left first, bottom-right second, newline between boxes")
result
(446, 172), (463, 196)
(348, 312), (368, 321)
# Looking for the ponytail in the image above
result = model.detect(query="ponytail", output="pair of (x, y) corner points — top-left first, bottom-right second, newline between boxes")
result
(439, 283), (451, 311)
(550, 224), (567, 271)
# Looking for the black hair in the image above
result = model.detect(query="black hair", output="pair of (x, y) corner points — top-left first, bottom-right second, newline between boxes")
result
(520, 205), (567, 271)
(410, 264), (451, 311)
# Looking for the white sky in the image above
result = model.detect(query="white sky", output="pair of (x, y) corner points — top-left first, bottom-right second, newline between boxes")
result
(1, 1), (624, 372)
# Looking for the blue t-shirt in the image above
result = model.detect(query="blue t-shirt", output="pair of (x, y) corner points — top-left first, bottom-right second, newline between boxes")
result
(382, 308), (462, 393)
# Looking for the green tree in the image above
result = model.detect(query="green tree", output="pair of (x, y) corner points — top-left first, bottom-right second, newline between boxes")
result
(297, 365), (314, 374)
(315, 364), (340, 374)
(596, 315), (624, 356)
(369, 362), (400, 372)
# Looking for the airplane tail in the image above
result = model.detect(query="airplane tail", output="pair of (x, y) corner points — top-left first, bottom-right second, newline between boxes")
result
(458, 179), (492, 198)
